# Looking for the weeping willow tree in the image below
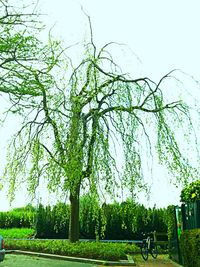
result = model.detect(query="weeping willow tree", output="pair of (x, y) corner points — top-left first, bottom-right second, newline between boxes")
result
(0, 1), (199, 242)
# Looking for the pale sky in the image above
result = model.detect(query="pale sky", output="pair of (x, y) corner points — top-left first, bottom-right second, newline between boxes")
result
(1, 0), (200, 210)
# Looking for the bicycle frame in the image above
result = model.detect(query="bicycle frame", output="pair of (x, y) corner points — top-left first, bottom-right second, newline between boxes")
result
(146, 236), (151, 250)
(141, 233), (158, 261)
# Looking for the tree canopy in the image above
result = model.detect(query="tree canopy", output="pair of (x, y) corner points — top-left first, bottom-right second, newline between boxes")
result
(0, 0), (200, 241)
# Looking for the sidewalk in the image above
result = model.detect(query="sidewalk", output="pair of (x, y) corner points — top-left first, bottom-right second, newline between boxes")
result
(136, 258), (182, 267)
(6, 250), (136, 266)
(7, 250), (182, 267)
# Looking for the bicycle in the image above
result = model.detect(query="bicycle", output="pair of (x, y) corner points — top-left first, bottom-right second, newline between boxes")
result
(140, 232), (158, 261)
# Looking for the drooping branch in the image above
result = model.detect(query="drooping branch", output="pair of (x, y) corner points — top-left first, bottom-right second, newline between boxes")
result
(84, 115), (99, 178)
(0, 0), (41, 28)
(34, 73), (66, 165)
(98, 101), (182, 117)
(139, 70), (177, 108)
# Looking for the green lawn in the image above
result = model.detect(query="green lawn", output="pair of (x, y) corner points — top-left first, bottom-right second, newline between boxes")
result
(1, 254), (95, 267)
(0, 228), (34, 239)
(131, 254), (183, 266)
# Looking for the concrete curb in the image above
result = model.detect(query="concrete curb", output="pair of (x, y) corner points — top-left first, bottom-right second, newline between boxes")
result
(6, 250), (136, 266)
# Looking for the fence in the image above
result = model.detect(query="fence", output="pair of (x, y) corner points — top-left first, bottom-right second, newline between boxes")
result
(168, 206), (183, 264)
(181, 201), (200, 230)
(169, 202), (200, 265)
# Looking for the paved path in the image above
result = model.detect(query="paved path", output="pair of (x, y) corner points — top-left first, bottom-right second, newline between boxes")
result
(136, 258), (180, 267)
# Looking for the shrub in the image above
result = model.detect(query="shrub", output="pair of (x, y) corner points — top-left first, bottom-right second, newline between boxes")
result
(180, 180), (200, 202)
(5, 239), (139, 261)
(180, 228), (200, 267)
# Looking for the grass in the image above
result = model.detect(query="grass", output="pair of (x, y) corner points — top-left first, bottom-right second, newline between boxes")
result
(131, 254), (183, 266)
(3, 254), (182, 267)
(2, 254), (94, 267)
(0, 228), (35, 238)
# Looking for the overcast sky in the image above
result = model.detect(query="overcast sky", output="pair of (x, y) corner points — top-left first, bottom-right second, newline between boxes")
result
(1, 0), (200, 210)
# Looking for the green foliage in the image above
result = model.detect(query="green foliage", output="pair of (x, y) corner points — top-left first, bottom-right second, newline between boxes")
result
(1, 0), (200, 242)
(180, 228), (200, 267)
(36, 203), (70, 239)
(166, 205), (176, 241)
(5, 239), (139, 260)
(166, 205), (179, 261)
(180, 180), (200, 202)
(35, 199), (167, 240)
(103, 201), (167, 240)
(0, 228), (35, 239)
(0, 200), (167, 240)
(0, 206), (36, 229)
(79, 194), (104, 240)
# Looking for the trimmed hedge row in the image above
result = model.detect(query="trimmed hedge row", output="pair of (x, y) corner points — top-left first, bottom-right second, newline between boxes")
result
(36, 199), (168, 239)
(180, 229), (200, 267)
(0, 228), (34, 238)
(0, 210), (35, 228)
(5, 239), (140, 260)
(36, 203), (70, 239)
(0, 197), (168, 240)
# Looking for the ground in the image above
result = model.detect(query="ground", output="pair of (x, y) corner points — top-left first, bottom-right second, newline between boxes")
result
(1, 254), (183, 267)
(1, 254), (94, 267)
(133, 254), (182, 267)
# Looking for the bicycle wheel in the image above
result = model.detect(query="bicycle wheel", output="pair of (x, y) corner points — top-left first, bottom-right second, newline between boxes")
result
(150, 243), (158, 259)
(141, 243), (148, 261)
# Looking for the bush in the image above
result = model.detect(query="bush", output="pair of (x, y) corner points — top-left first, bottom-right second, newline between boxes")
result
(180, 228), (200, 267)
(5, 239), (140, 261)
(180, 180), (200, 202)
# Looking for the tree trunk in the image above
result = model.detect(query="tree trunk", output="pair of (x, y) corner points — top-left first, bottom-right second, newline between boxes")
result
(69, 188), (80, 242)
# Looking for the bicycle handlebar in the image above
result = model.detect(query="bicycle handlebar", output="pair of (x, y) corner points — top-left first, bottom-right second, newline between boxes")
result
(142, 231), (156, 236)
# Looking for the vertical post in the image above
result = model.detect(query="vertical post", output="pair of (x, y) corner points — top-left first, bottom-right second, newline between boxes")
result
(153, 230), (157, 242)
(181, 204), (186, 230)
(197, 201), (200, 228)
(175, 206), (183, 265)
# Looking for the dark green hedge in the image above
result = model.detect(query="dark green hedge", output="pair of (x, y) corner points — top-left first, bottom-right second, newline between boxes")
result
(0, 197), (168, 240)
(36, 203), (70, 239)
(180, 228), (200, 267)
(5, 239), (139, 261)
(36, 199), (168, 240)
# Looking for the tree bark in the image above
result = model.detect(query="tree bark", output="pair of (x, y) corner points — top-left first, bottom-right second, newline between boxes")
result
(69, 188), (80, 242)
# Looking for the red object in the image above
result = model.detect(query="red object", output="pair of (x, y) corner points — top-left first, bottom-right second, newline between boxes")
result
(1, 240), (4, 249)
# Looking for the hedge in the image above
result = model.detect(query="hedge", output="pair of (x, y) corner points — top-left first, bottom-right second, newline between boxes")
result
(180, 180), (200, 203)
(0, 210), (35, 229)
(0, 197), (168, 240)
(180, 228), (200, 267)
(5, 239), (140, 261)
(35, 199), (168, 240)
(0, 228), (34, 239)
